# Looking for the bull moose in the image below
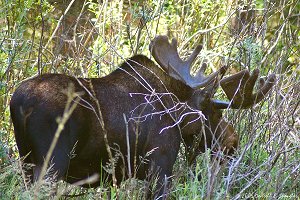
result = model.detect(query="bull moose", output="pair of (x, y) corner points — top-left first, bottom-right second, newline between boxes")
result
(10, 35), (275, 198)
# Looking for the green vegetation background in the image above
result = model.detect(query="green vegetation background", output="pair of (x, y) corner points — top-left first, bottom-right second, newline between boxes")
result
(0, 0), (299, 199)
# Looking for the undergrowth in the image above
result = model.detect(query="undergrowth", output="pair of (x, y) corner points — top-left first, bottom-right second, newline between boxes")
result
(0, 0), (299, 199)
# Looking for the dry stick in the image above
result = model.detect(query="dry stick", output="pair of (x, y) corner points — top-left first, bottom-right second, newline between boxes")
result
(31, 0), (76, 69)
(53, 173), (99, 199)
(44, 0), (76, 51)
(260, 21), (286, 65)
(73, 0), (87, 51)
(71, 0), (90, 76)
(161, 175), (169, 200)
(233, 170), (267, 200)
(77, 1), (103, 57)
(37, 0), (45, 74)
(123, 113), (136, 200)
(133, 92), (156, 179)
(133, 117), (139, 180)
(33, 87), (80, 199)
(100, 0), (109, 38)
(77, 0), (108, 60)
(180, 10), (236, 51)
(18, 159), (29, 191)
(88, 81), (118, 188)
(150, 0), (164, 40)
(73, 173), (100, 187)
(123, 113), (132, 179)
(199, 118), (211, 199)
(260, 0), (298, 65)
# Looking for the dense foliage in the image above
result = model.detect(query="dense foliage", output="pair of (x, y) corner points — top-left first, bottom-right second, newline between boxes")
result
(0, 0), (299, 199)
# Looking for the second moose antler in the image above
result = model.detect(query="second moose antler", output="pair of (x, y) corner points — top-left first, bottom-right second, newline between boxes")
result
(218, 69), (276, 108)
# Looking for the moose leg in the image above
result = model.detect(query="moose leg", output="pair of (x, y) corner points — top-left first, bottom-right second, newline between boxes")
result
(152, 155), (176, 199)
(143, 126), (181, 200)
(29, 131), (72, 183)
(24, 109), (79, 183)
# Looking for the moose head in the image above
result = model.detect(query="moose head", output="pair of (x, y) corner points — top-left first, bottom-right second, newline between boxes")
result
(150, 35), (276, 164)
(10, 35), (275, 199)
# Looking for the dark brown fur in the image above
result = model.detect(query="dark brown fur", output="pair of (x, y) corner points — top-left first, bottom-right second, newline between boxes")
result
(10, 55), (237, 198)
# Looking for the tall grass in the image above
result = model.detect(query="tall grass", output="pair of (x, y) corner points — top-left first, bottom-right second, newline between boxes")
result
(0, 0), (299, 199)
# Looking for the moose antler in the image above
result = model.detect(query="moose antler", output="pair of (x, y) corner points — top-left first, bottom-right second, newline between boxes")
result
(149, 35), (227, 89)
(214, 69), (276, 109)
